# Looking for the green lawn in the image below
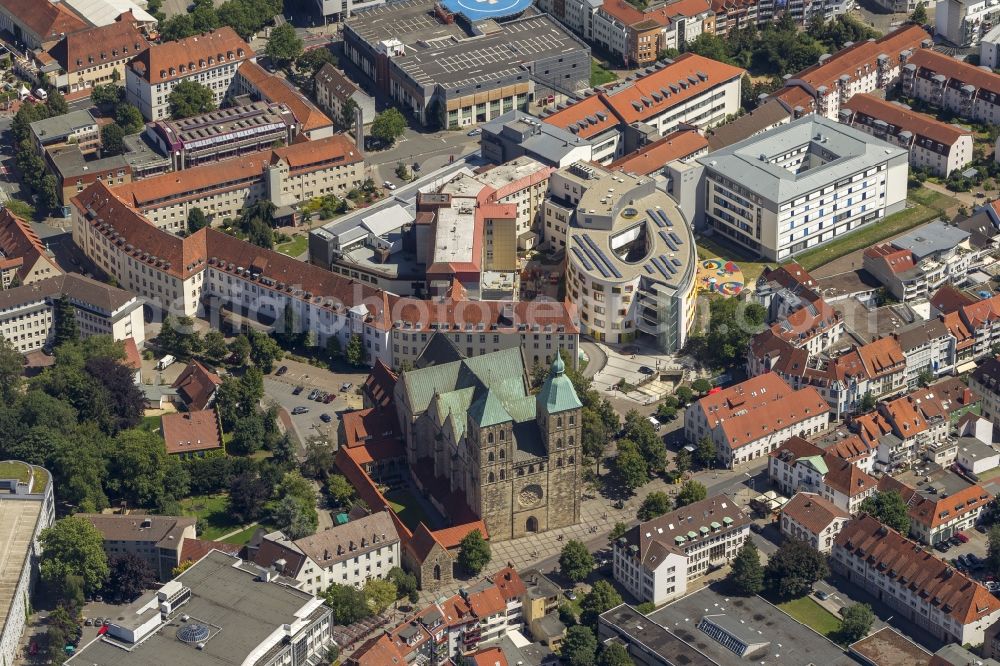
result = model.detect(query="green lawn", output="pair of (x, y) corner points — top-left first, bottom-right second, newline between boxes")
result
(140, 415), (162, 436)
(384, 488), (436, 531)
(220, 524), (264, 545)
(778, 596), (842, 639)
(0, 461), (32, 484)
(695, 234), (772, 285)
(590, 61), (617, 87)
(277, 235), (308, 257)
(180, 493), (244, 541)
(795, 188), (961, 272)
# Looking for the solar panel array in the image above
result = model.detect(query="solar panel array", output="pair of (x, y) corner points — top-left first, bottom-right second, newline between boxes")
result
(646, 208), (673, 228)
(574, 235), (622, 279)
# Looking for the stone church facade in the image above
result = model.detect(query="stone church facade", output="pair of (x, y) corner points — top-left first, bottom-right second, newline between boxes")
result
(394, 347), (583, 542)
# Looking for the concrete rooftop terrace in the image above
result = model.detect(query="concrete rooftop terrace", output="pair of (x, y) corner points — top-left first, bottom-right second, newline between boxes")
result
(0, 498), (43, 649)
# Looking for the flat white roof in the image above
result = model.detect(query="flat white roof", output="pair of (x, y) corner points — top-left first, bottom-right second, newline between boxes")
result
(0, 498), (44, 644)
(62, 0), (156, 26)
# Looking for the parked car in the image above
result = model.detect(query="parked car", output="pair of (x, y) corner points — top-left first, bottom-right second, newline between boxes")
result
(383, 181), (397, 190)
(291, 406), (310, 415)
(564, 590), (577, 601)
(340, 382), (353, 392)
(977, 524), (989, 534)
(467, 128), (482, 136)
(934, 541), (951, 553)
(413, 162), (421, 172)
(307, 389), (320, 400)
(276, 365), (288, 376)
(956, 532), (970, 543)
(638, 365), (654, 375)
(292, 385), (304, 395)
(84, 618), (93, 626)
(968, 553), (982, 567)
(320, 413), (332, 423)
(323, 393), (335, 404)
(814, 590), (830, 601)
(950, 535), (963, 546)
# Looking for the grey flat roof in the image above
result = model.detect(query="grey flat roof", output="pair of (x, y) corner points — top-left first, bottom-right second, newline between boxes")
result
(892, 220), (971, 260)
(67, 551), (323, 666)
(650, 585), (857, 666)
(482, 110), (592, 162)
(600, 604), (715, 666)
(699, 115), (906, 204)
(29, 109), (97, 140)
(0, 495), (45, 650)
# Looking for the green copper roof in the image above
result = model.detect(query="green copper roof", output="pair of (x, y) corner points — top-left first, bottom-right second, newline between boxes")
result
(800, 455), (828, 476)
(536, 356), (582, 414)
(469, 389), (513, 427)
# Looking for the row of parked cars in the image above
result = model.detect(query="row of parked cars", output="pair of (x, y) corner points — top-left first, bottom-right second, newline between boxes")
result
(933, 531), (970, 553)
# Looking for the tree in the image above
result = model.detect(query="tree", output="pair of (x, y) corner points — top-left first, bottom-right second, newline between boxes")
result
(272, 495), (318, 539)
(763, 538), (829, 600)
(371, 108), (407, 147)
(988, 526), (1000, 578)
(692, 378), (712, 394)
(458, 528), (491, 575)
(115, 103), (144, 134)
(675, 448), (692, 476)
(296, 46), (336, 75)
(266, 24), (304, 68)
(608, 521), (628, 545)
(52, 295), (79, 347)
(0, 337), (24, 404)
(363, 578), (397, 613)
(917, 369), (935, 387)
(559, 540), (595, 582)
(621, 410), (666, 473)
(169, 80), (216, 119)
(38, 174), (59, 211)
(561, 626), (598, 666)
(580, 580), (622, 628)
(91, 83), (124, 108)
(101, 123), (127, 156)
(694, 437), (716, 469)
(324, 583), (373, 624)
(103, 553), (156, 602)
(614, 440), (648, 492)
(46, 89), (68, 115)
(675, 386), (694, 404)
(911, 1), (927, 23)
(858, 391), (876, 413)
(228, 469), (273, 523)
(838, 603), (875, 643)
(728, 541), (764, 596)
(339, 97), (359, 130)
(108, 429), (168, 507)
(674, 480), (707, 508)
(39, 517), (109, 596)
(597, 642), (632, 666)
(326, 473), (357, 507)
(685, 299), (766, 369)
(860, 490), (911, 535)
(85, 355), (144, 432)
(187, 207), (209, 234)
(248, 328), (283, 372)
(387, 566), (419, 603)
(345, 334), (364, 367)
(230, 413), (266, 455)
(638, 492), (673, 521)
(200, 330), (228, 364)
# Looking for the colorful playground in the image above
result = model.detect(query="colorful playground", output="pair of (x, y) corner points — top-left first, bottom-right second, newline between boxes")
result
(697, 258), (745, 296)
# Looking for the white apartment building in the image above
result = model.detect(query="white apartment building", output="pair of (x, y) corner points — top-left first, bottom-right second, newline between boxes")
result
(840, 94), (974, 177)
(894, 318), (959, 387)
(125, 27), (254, 121)
(982, 23), (1000, 68)
(937, 0), (1000, 47)
(693, 115), (908, 261)
(254, 511), (401, 596)
(833, 515), (1000, 645)
(971, 358), (1000, 427)
(780, 492), (850, 553)
(0, 463), (54, 666)
(901, 48), (1000, 124)
(685, 373), (830, 468)
(863, 221), (974, 302)
(767, 436), (878, 514)
(612, 495), (749, 605)
(0, 274), (145, 353)
(537, 0), (603, 41)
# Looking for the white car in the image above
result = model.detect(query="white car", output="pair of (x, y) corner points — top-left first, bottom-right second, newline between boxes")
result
(467, 128), (482, 136)
(383, 181), (397, 190)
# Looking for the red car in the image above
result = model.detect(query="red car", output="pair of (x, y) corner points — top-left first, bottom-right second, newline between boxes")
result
(323, 393), (334, 404)
(956, 532), (970, 543)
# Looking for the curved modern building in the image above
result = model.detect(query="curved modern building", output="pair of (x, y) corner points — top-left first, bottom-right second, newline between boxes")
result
(554, 162), (697, 352)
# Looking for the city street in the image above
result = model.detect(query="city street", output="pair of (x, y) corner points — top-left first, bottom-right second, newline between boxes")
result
(365, 128), (482, 188)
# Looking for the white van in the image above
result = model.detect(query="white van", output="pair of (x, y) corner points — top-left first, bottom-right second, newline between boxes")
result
(34, 88), (47, 100)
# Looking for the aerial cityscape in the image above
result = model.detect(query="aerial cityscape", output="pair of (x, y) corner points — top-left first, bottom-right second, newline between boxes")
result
(5, 0), (1000, 664)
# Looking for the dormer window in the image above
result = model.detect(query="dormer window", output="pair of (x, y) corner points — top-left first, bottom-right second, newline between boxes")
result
(208, 56), (214, 64)
(179, 64), (186, 73)
(112, 49), (118, 58)
(237, 48), (245, 57)
(76, 58), (82, 66)
(227, 51), (233, 59)
(160, 69), (167, 78)
(169, 67), (175, 75)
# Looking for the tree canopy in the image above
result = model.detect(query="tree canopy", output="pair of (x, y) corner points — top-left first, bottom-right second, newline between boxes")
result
(458, 529), (491, 575)
(580, 580), (622, 628)
(860, 490), (911, 535)
(685, 298), (766, 369)
(728, 541), (764, 596)
(637, 492), (673, 521)
(559, 540), (595, 582)
(838, 603), (875, 643)
(266, 24), (304, 67)
(371, 108), (407, 146)
(763, 538), (829, 600)
(324, 583), (373, 624)
(674, 480), (707, 508)
(169, 80), (216, 119)
(39, 517), (109, 595)
(562, 626), (598, 666)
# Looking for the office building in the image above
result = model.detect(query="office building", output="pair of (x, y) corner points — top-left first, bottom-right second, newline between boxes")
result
(314, 63), (376, 129)
(612, 495), (749, 605)
(46, 12), (149, 94)
(833, 515), (1000, 645)
(78, 513), (197, 580)
(0, 462), (53, 666)
(862, 220), (974, 301)
(125, 28), (254, 121)
(65, 550), (335, 666)
(232, 61), (334, 139)
(480, 111), (595, 168)
(546, 162), (698, 352)
(694, 115), (908, 261)
(29, 109), (101, 156)
(254, 512), (401, 596)
(343, 0), (590, 128)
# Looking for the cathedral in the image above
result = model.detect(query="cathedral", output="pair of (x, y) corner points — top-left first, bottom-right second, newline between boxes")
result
(394, 346), (583, 541)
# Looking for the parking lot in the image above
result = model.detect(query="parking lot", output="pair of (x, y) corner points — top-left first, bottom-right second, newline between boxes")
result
(263, 359), (367, 448)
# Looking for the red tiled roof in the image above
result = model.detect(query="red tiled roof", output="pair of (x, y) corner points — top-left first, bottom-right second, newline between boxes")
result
(865, 243), (916, 274)
(0, 207), (60, 283)
(237, 60), (333, 133)
(130, 27), (252, 85)
(844, 93), (971, 147)
(542, 95), (618, 139)
(161, 409), (223, 455)
(931, 285), (976, 314)
(605, 53), (745, 125)
(349, 634), (407, 666)
(363, 359), (397, 409)
(782, 492), (849, 535)
(122, 337), (141, 371)
(856, 336), (905, 378)
(180, 538), (241, 565)
(171, 360), (222, 411)
(0, 0), (86, 43)
(340, 407), (401, 449)
(910, 48), (1000, 98)
(608, 129), (708, 174)
(471, 647), (508, 666)
(854, 410), (894, 447)
(835, 515), (1000, 625)
(822, 456), (877, 497)
(960, 293), (1000, 329)
(48, 12), (149, 74)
